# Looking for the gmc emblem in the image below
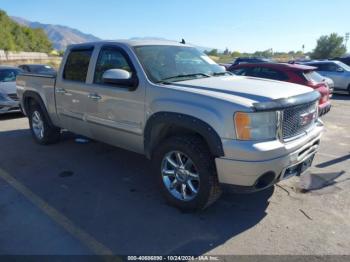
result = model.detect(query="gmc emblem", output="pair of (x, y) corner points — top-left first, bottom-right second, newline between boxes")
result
(300, 111), (316, 126)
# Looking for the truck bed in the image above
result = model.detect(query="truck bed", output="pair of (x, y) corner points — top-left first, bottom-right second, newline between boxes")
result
(16, 73), (57, 119)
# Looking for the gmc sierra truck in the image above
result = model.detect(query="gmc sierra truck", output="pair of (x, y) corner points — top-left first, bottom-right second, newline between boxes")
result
(17, 40), (324, 210)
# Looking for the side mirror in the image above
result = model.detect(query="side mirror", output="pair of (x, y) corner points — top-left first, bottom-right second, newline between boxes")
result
(102, 69), (138, 90)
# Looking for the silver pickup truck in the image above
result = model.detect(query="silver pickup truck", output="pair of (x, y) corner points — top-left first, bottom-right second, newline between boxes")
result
(17, 40), (324, 210)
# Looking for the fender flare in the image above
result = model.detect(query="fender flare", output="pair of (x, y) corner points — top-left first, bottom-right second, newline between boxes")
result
(144, 112), (224, 159)
(22, 91), (55, 128)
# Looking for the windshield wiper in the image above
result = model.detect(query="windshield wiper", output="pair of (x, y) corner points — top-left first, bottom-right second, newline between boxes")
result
(158, 73), (211, 83)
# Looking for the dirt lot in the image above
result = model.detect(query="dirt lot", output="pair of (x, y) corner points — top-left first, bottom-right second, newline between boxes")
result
(0, 95), (349, 256)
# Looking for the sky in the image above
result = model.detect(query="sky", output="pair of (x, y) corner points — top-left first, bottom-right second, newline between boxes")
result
(1, 0), (350, 53)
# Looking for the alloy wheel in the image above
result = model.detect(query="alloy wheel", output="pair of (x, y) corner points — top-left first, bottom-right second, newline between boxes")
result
(32, 111), (44, 140)
(161, 151), (200, 201)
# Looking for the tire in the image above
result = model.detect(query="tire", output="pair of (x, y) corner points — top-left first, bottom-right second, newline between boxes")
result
(28, 103), (60, 145)
(153, 135), (222, 211)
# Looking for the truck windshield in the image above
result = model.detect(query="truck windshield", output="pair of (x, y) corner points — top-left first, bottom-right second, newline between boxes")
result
(0, 69), (21, 82)
(134, 45), (226, 83)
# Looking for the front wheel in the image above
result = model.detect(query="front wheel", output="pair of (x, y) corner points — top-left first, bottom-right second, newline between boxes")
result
(28, 103), (60, 145)
(153, 135), (222, 211)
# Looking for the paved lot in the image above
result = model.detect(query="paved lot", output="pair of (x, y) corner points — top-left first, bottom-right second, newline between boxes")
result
(0, 95), (349, 256)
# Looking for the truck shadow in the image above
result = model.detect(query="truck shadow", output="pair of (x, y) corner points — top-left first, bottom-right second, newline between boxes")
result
(0, 129), (272, 255)
(0, 112), (24, 121)
(331, 94), (350, 101)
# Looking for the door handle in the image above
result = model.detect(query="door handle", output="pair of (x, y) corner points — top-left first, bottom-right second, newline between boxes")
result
(88, 93), (102, 101)
(56, 88), (67, 94)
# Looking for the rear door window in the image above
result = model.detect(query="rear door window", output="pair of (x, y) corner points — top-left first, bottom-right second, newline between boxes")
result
(63, 48), (93, 82)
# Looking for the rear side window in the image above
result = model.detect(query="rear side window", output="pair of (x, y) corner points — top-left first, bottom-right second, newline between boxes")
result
(258, 67), (288, 81)
(63, 48), (93, 82)
(246, 67), (261, 77)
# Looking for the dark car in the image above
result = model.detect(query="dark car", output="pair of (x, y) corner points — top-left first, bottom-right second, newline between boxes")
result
(221, 57), (271, 70)
(18, 64), (56, 76)
(232, 57), (272, 65)
(228, 62), (331, 116)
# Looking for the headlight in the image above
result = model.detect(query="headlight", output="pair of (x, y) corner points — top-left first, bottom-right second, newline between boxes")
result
(234, 111), (278, 140)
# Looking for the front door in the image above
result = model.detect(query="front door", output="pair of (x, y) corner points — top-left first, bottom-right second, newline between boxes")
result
(84, 46), (145, 154)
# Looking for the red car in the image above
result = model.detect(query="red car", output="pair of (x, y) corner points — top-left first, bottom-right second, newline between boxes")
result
(228, 63), (331, 116)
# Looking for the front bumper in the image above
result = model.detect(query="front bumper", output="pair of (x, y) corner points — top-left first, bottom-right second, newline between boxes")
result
(215, 122), (324, 192)
(0, 99), (20, 114)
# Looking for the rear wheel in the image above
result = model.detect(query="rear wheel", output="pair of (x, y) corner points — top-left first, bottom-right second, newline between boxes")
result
(28, 103), (60, 145)
(153, 135), (222, 211)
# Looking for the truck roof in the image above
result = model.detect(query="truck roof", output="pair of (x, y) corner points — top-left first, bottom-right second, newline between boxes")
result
(67, 39), (192, 49)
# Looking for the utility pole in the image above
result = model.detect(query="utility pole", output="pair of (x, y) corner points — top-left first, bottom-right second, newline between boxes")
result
(302, 44), (305, 54)
(345, 33), (350, 48)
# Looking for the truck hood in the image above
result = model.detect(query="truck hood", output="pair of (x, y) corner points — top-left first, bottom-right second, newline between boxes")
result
(168, 75), (314, 107)
(0, 81), (17, 95)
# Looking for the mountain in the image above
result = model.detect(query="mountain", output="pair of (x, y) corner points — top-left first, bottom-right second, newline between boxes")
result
(11, 16), (101, 51)
(11, 17), (218, 52)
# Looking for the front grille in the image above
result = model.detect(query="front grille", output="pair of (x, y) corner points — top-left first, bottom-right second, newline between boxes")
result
(282, 101), (317, 140)
(7, 93), (19, 101)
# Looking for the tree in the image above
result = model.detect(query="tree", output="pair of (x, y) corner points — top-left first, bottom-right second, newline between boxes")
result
(311, 33), (347, 59)
(253, 49), (273, 58)
(0, 9), (52, 52)
(231, 51), (241, 58)
(207, 49), (218, 56)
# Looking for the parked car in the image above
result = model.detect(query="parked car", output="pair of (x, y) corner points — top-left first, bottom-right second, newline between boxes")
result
(17, 40), (323, 210)
(228, 63), (331, 116)
(232, 57), (272, 65)
(221, 57), (272, 69)
(322, 76), (334, 96)
(332, 56), (350, 66)
(18, 64), (56, 76)
(302, 60), (350, 95)
(0, 65), (22, 114)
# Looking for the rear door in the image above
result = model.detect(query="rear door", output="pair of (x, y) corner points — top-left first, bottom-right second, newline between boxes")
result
(55, 47), (94, 137)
